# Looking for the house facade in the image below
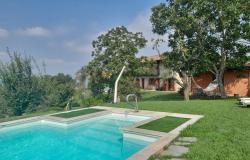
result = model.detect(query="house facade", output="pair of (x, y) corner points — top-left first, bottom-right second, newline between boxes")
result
(138, 55), (250, 96)
(136, 55), (181, 91)
(193, 66), (250, 97)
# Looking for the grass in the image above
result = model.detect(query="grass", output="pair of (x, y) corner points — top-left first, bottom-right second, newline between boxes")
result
(140, 90), (183, 101)
(105, 91), (250, 160)
(52, 108), (104, 118)
(138, 116), (189, 133)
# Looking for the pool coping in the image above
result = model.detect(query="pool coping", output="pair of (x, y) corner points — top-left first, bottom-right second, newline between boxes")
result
(0, 106), (203, 160)
(0, 108), (111, 128)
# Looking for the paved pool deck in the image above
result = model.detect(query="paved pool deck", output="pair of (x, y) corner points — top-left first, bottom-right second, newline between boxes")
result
(0, 106), (203, 160)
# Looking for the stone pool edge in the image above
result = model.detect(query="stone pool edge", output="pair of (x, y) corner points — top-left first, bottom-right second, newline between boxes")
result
(0, 108), (111, 128)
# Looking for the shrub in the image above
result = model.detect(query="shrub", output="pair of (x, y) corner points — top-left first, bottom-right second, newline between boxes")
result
(80, 93), (112, 107)
(0, 52), (45, 116)
(43, 73), (75, 108)
(73, 86), (113, 107)
(118, 76), (140, 101)
(0, 113), (6, 119)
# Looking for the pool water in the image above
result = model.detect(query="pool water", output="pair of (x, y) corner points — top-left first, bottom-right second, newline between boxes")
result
(0, 114), (155, 160)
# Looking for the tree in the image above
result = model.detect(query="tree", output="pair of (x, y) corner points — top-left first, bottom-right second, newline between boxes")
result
(193, 0), (250, 97)
(0, 51), (45, 116)
(151, 0), (250, 99)
(43, 73), (75, 108)
(151, 2), (207, 100)
(0, 86), (8, 116)
(151, 0), (250, 97)
(76, 66), (89, 89)
(87, 26), (147, 97)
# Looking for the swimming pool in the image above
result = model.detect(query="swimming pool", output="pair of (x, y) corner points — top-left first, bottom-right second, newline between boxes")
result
(0, 114), (156, 160)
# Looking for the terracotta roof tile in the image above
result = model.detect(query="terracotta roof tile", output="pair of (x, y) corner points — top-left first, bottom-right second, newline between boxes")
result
(145, 55), (162, 61)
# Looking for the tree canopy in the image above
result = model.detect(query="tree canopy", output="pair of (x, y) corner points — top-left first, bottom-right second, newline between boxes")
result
(151, 0), (250, 98)
(87, 26), (147, 96)
(43, 73), (75, 108)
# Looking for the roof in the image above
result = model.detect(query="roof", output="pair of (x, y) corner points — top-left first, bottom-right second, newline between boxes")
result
(145, 55), (162, 61)
(143, 55), (250, 68)
(244, 61), (250, 67)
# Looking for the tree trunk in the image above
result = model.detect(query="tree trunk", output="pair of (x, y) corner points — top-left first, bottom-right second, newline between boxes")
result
(191, 76), (201, 89)
(217, 70), (226, 98)
(217, 50), (227, 98)
(183, 73), (191, 101)
(184, 86), (190, 101)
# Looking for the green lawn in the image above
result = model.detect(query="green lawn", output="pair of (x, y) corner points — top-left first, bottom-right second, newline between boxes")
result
(138, 116), (188, 133)
(52, 108), (104, 118)
(105, 91), (250, 160)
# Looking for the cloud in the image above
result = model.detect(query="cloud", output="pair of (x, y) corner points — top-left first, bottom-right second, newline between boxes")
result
(64, 41), (92, 54)
(128, 11), (153, 39)
(42, 58), (65, 65)
(53, 26), (73, 36)
(0, 51), (8, 57)
(0, 50), (9, 62)
(18, 26), (50, 37)
(127, 10), (169, 55)
(0, 28), (9, 38)
(41, 58), (77, 69)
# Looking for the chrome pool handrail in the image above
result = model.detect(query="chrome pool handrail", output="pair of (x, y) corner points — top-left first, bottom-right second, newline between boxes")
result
(126, 94), (138, 112)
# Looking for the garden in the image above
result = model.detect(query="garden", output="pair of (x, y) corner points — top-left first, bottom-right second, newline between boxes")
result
(0, 0), (249, 159)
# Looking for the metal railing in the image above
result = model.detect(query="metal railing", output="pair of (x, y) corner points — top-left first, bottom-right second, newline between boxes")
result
(126, 94), (138, 112)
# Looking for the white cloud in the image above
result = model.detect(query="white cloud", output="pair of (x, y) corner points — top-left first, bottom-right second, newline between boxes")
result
(64, 41), (92, 54)
(0, 51), (8, 57)
(18, 27), (50, 37)
(127, 10), (169, 55)
(42, 58), (65, 65)
(128, 11), (153, 39)
(41, 58), (77, 68)
(53, 26), (73, 35)
(0, 28), (9, 38)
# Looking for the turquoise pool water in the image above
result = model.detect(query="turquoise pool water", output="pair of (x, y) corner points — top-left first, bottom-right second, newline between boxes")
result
(0, 114), (155, 160)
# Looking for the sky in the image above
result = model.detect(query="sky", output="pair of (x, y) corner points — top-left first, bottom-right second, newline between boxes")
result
(0, 0), (168, 76)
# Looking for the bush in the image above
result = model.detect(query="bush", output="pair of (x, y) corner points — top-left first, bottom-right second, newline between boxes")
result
(70, 99), (81, 108)
(73, 87), (113, 107)
(43, 73), (75, 108)
(118, 76), (140, 101)
(0, 52), (45, 116)
(79, 93), (112, 107)
(0, 89), (9, 115)
(0, 114), (6, 119)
